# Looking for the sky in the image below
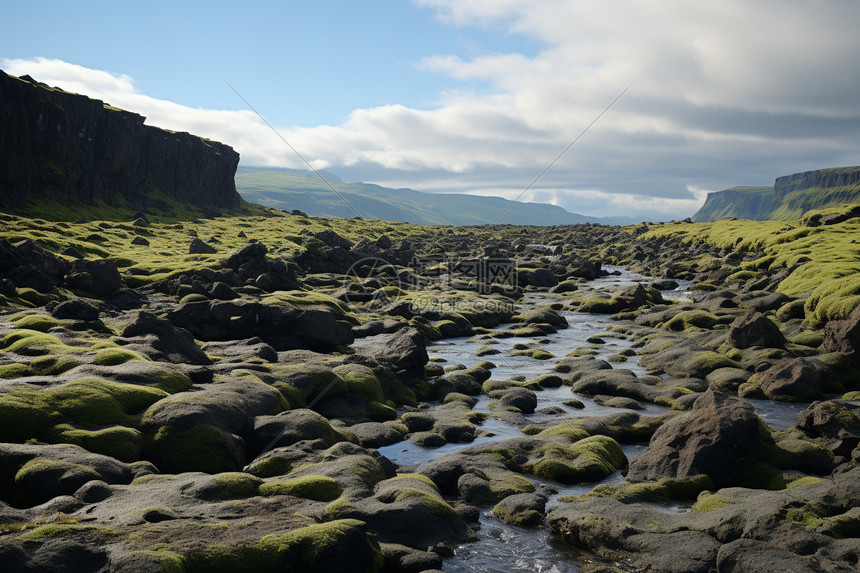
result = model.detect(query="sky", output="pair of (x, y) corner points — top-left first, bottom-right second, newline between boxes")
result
(3, 0), (860, 221)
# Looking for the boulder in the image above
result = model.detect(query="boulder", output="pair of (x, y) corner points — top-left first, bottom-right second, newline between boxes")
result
(189, 238), (217, 254)
(628, 389), (760, 488)
(0, 239), (69, 292)
(729, 311), (785, 349)
(824, 304), (860, 364)
(51, 299), (100, 321)
(354, 327), (428, 377)
(121, 311), (212, 365)
(795, 400), (860, 456)
(756, 358), (823, 402)
(65, 259), (124, 296)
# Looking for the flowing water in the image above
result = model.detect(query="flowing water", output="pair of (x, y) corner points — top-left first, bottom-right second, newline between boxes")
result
(376, 268), (811, 571)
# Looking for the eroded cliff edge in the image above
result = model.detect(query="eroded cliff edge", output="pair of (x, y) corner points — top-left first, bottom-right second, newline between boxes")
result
(0, 69), (242, 218)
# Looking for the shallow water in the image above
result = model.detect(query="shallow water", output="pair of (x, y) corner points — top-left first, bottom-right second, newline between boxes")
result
(381, 268), (807, 571)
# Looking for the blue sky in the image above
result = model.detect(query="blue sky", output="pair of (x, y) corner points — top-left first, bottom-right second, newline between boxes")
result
(4, 1), (860, 221)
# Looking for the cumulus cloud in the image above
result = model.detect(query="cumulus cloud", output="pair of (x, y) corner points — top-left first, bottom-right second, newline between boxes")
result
(6, 0), (860, 221)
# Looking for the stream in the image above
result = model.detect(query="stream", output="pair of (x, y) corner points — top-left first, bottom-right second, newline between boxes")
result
(376, 267), (810, 571)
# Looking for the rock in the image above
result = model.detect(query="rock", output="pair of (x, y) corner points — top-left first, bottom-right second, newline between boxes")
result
(514, 306), (569, 328)
(795, 400), (860, 456)
(0, 239), (69, 292)
(729, 311), (785, 349)
(252, 409), (344, 453)
(314, 229), (353, 249)
(65, 258), (124, 296)
(628, 389), (761, 488)
(346, 422), (405, 448)
(130, 236), (150, 246)
(824, 304), (860, 364)
(189, 238), (217, 254)
(496, 387), (537, 413)
(167, 299), (353, 351)
(74, 480), (112, 503)
(50, 299), (100, 321)
(203, 338), (278, 363)
(716, 538), (819, 572)
(121, 310), (212, 365)
(652, 279), (680, 290)
(518, 268), (558, 288)
(0, 443), (134, 507)
(493, 492), (547, 526)
(209, 281), (238, 300)
(755, 358), (823, 402)
(355, 327), (428, 377)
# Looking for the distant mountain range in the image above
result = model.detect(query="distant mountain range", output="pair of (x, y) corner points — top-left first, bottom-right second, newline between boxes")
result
(235, 167), (636, 226)
(693, 166), (860, 222)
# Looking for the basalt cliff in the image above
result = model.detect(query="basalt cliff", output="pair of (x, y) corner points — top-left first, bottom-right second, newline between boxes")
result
(0, 69), (242, 218)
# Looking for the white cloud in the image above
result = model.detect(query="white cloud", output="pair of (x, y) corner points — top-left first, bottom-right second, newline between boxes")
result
(6, 0), (860, 221)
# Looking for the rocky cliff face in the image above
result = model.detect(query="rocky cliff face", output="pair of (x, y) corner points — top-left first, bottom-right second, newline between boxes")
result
(693, 165), (860, 222)
(0, 70), (241, 217)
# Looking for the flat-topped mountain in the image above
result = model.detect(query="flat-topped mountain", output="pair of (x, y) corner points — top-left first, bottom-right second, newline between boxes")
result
(693, 165), (860, 222)
(0, 70), (245, 220)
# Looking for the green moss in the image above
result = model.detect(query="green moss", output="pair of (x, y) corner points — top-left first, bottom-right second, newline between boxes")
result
(663, 310), (720, 331)
(786, 476), (823, 489)
(365, 400), (396, 422)
(333, 364), (384, 403)
(532, 435), (626, 484)
(15, 457), (101, 484)
(579, 475), (713, 504)
(146, 423), (226, 474)
(9, 313), (64, 332)
(251, 457), (293, 478)
(46, 378), (168, 426)
(259, 475), (341, 501)
(692, 494), (735, 513)
(92, 347), (147, 366)
(213, 472), (263, 497)
(325, 498), (354, 516)
(509, 348), (555, 360)
(786, 508), (823, 527)
(52, 424), (142, 461)
(0, 362), (32, 379)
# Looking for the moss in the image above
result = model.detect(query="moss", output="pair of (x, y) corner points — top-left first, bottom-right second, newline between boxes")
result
(46, 378), (168, 426)
(786, 476), (823, 489)
(29, 355), (81, 375)
(212, 473), (263, 497)
(384, 473), (440, 491)
(325, 498), (354, 515)
(259, 475), (342, 501)
(532, 435), (626, 484)
(509, 348), (555, 360)
(132, 474), (179, 485)
(15, 457), (101, 484)
(333, 364), (384, 403)
(489, 474), (535, 497)
(0, 362), (32, 379)
(692, 494), (735, 513)
(580, 475), (713, 504)
(2, 329), (85, 356)
(251, 457), (293, 478)
(146, 423), (226, 474)
(786, 508), (823, 527)
(663, 310), (720, 331)
(365, 400), (397, 422)
(52, 424), (142, 461)
(9, 313), (64, 332)
(92, 347), (147, 366)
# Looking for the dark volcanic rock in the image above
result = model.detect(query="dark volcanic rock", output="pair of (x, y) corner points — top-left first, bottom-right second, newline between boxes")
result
(0, 239), (69, 292)
(354, 327), (428, 377)
(824, 304), (860, 364)
(50, 299), (100, 321)
(189, 238), (217, 254)
(167, 299), (353, 351)
(628, 388), (760, 488)
(729, 311), (785, 349)
(755, 358), (823, 402)
(65, 258), (124, 296)
(0, 70), (241, 215)
(795, 400), (860, 456)
(121, 311), (212, 365)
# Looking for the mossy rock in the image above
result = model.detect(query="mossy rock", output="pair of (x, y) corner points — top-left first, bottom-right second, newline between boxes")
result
(52, 424), (142, 461)
(259, 475), (342, 501)
(692, 492), (736, 513)
(92, 347), (147, 366)
(145, 423), (229, 474)
(532, 435), (626, 484)
(365, 400), (397, 422)
(9, 313), (64, 332)
(663, 310), (720, 331)
(212, 472), (264, 497)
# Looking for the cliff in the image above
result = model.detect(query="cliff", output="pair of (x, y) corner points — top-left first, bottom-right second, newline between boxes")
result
(693, 166), (860, 222)
(0, 69), (243, 219)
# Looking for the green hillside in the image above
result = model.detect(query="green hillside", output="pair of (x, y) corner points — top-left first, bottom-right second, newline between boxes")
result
(235, 167), (635, 226)
(693, 166), (860, 222)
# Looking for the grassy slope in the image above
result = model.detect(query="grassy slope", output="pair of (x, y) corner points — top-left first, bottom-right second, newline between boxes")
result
(644, 203), (860, 321)
(235, 167), (630, 226)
